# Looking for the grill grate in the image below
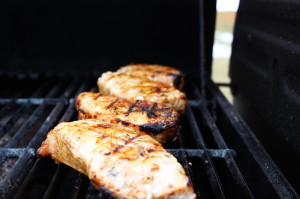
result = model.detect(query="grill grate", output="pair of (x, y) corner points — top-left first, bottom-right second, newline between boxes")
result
(0, 73), (298, 199)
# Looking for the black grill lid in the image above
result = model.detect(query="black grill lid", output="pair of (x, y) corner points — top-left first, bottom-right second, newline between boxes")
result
(230, 0), (300, 192)
(0, 1), (211, 71)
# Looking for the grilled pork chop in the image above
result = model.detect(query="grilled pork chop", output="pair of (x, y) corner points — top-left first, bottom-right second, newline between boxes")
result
(37, 120), (196, 199)
(117, 64), (185, 90)
(97, 72), (187, 113)
(76, 92), (179, 144)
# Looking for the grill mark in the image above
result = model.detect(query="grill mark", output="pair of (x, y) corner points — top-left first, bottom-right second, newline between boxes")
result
(121, 120), (131, 126)
(113, 145), (125, 153)
(125, 134), (141, 145)
(98, 124), (111, 128)
(124, 103), (136, 116)
(147, 103), (158, 118)
(106, 99), (118, 109)
(112, 135), (142, 153)
(147, 148), (155, 153)
(151, 87), (162, 93)
(91, 128), (128, 142)
(94, 93), (103, 100)
(156, 107), (170, 111)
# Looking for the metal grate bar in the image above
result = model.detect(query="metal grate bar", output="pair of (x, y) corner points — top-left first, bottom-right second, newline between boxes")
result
(75, 76), (93, 95)
(180, 150), (201, 198)
(34, 81), (90, 198)
(0, 149), (36, 198)
(41, 102), (80, 198)
(30, 76), (55, 98)
(2, 76), (76, 147)
(0, 76), (68, 141)
(188, 100), (203, 107)
(5, 103), (48, 148)
(42, 164), (67, 199)
(201, 151), (226, 199)
(1, 74), (284, 199)
(13, 159), (44, 199)
(185, 104), (226, 198)
(27, 102), (66, 148)
(207, 80), (300, 199)
(0, 98), (67, 105)
(0, 104), (31, 139)
(0, 148), (35, 165)
(0, 100), (68, 198)
(12, 102), (70, 198)
(0, 102), (15, 118)
(63, 76), (82, 98)
(198, 105), (228, 149)
(173, 118), (201, 198)
(186, 106), (206, 148)
(193, 82), (254, 198)
(192, 83), (228, 149)
(58, 100), (77, 122)
(72, 174), (89, 199)
(0, 148), (35, 157)
(45, 77), (68, 98)
(167, 149), (236, 158)
(200, 105), (254, 198)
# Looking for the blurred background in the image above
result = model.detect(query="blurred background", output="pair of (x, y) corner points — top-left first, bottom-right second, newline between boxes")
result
(212, 0), (239, 103)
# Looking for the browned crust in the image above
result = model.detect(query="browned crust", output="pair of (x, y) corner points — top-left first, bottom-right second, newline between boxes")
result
(97, 72), (187, 114)
(37, 120), (196, 199)
(76, 92), (180, 144)
(118, 64), (185, 90)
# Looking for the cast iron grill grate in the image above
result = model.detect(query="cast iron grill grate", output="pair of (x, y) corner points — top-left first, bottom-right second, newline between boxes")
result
(0, 73), (298, 199)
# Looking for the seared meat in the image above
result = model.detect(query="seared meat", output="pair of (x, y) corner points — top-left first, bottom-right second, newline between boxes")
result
(37, 120), (196, 199)
(117, 64), (185, 90)
(97, 72), (187, 113)
(76, 92), (179, 144)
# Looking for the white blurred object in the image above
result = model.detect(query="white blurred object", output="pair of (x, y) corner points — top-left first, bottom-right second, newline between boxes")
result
(213, 43), (232, 58)
(215, 32), (233, 44)
(213, 32), (233, 58)
(217, 0), (239, 12)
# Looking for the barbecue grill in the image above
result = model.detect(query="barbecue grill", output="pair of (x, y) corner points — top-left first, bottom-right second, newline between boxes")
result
(0, 0), (299, 198)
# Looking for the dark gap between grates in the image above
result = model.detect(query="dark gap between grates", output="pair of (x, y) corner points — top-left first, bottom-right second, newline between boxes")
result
(0, 103), (19, 127)
(17, 105), (61, 148)
(0, 104), (36, 147)
(189, 106), (219, 149)
(15, 157), (59, 199)
(0, 103), (24, 140)
(213, 158), (247, 198)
